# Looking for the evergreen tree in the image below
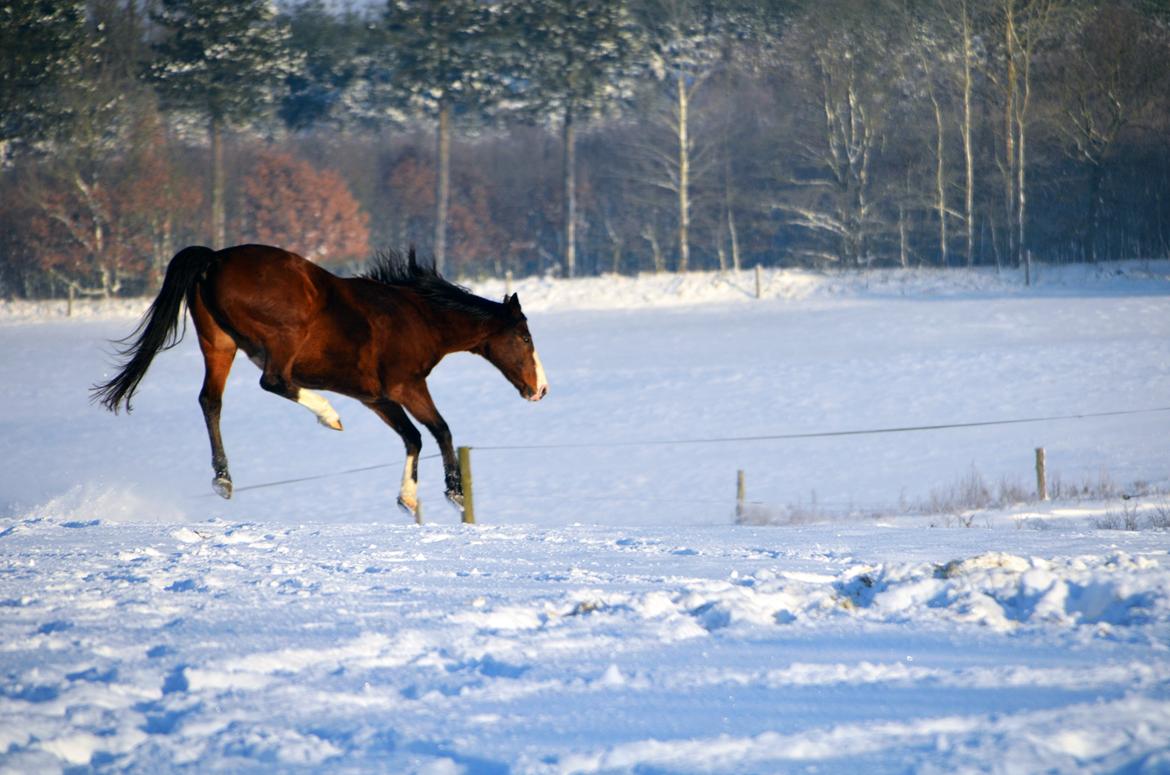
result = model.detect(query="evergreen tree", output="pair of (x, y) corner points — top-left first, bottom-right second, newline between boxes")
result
(512, 0), (642, 277)
(11, 1), (164, 298)
(279, 0), (369, 131)
(376, 0), (513, 273)
(0, 1), (90, 160)
(147, 0), (300, 247)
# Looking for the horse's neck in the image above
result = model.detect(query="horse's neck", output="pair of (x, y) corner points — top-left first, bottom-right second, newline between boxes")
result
(428, 305), (497, 355)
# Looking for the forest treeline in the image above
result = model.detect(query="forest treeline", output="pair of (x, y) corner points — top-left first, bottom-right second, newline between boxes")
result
(2, 0), (1169, 299)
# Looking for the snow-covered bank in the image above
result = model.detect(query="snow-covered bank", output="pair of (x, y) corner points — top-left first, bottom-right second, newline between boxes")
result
(3, 258), (1169, 322)
(475, 258), (1170, 312)
(0, 296), (149, 324)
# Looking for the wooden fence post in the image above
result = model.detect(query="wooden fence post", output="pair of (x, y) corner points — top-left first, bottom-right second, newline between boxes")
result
(458, 446), (476, 524)
(505, 270), (513, 297)
(754, 265), (763, 299)
(1035, 447), (1048, 501)
(736, 469), (745, 520)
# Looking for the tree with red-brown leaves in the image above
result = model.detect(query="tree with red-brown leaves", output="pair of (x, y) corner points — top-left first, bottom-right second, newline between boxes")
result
(119, 110), (205, 290)
(27, 173), (145, 298)
(239, 150), (370, 267)
(21, 106), (204, 298)
(380, 150), (506, 276)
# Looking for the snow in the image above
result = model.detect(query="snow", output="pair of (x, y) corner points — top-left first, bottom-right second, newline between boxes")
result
(3, 261), (1170, 773)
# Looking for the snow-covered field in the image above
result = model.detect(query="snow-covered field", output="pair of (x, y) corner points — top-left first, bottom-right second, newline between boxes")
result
(3, 262), (1170, 773)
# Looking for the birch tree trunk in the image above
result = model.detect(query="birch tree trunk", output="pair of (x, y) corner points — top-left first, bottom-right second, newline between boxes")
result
(727, 204), (741, 272)
(210, 114), (225, 248)
(934, 97), (948, 267)
(923, 57), (949, 267)
(676, 73), (690, 273)
(1014, 2), (1042, 271)
(723, 124), (741, 272)
(643, 226), (665, 273)
(1003, 0), (1018, 267)
(899, 203), (909, 268)
(1016, 98), (1028, 268)
(562, 104), (577, 278)
(434, 99), (451, 274)
(961, 0), (976, 266)
(1003, 0), (1058, 268)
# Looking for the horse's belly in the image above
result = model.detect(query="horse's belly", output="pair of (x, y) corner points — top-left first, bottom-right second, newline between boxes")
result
(290, 343), (378, 398)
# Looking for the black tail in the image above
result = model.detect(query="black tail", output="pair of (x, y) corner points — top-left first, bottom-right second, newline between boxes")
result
(91, 246), (218, 413)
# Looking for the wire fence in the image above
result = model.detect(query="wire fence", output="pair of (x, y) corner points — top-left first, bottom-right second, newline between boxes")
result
(199, 405), (1170, 506)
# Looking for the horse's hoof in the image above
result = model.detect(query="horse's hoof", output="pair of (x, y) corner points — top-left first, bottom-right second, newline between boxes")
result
(318, 416), (343, 431)
(445, 491), (464, 512)
(397, 495), (421, 523)
(212, 476), (233, 500)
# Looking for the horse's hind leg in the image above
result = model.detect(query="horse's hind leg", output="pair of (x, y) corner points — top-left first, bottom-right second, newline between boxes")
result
(364, 399), (423, 521)
(191, 296), (237, 499)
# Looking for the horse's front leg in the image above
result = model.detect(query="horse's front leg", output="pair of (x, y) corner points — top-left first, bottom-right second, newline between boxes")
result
(364, 399), (423, 520)
(399, 383), (462, 512)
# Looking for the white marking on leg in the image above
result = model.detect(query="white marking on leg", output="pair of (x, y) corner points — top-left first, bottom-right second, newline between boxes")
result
(530, 349), (549, 401)
(399, 452), (418, 511)
(297, 388), (343, 430)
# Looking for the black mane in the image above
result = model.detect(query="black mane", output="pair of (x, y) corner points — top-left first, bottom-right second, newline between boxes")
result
(362, 248), (502, 322)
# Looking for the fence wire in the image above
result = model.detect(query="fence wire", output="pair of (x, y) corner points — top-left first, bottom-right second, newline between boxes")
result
(198, 405), (1170, 500)
(470, 406), (1170, 452)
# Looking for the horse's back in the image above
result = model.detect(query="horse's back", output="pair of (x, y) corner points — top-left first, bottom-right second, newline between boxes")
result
(210, 245), (331, 313)
(198, 244), (350, 346)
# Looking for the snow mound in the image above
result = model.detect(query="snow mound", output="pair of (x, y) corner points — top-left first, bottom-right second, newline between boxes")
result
(615, 551), (1170, 637)
(455, 549), (1169, 640)
(834, 551), (1166, 633)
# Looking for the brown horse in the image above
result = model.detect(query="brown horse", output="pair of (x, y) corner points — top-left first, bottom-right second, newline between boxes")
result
(92, 244), (548, 518)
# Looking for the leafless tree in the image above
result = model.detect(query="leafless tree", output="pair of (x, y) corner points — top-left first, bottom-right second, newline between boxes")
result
(1050, 3), (1170, 261)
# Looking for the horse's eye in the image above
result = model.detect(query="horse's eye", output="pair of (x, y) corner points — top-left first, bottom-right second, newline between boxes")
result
(520, 334), (531, 345)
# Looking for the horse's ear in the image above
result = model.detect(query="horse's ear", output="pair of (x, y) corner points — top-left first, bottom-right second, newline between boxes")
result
(505, 293), (523, 318)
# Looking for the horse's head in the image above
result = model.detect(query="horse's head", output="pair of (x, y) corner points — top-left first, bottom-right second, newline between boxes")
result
(474, 293), (548, 402)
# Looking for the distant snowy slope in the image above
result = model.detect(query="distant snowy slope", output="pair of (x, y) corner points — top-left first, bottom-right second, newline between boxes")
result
(3, 259), (1169, 322)
(476, 259), (1170, 312)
